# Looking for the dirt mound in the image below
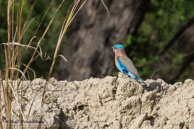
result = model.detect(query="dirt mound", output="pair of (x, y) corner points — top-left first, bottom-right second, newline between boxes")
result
(4, 73), (194, 129)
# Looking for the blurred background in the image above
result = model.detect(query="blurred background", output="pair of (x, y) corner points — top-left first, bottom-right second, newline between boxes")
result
(0, 0), (194, 83)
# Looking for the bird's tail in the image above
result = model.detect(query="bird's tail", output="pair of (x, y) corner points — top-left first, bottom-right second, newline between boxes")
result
(138, 77), (147, 88)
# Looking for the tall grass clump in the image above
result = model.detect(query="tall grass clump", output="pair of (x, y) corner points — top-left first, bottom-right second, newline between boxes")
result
(0, 0), (87, 128)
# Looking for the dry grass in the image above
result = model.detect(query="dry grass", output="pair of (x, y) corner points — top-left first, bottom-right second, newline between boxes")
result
(1, 0), (87, 128)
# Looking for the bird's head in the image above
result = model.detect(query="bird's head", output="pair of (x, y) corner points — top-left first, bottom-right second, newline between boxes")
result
(112, 44), (125, 55)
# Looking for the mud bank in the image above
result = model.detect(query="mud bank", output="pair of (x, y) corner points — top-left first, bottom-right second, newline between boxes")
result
(5, 73), (194, 129)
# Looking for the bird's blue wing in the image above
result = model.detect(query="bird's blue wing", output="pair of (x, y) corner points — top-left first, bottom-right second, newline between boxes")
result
(117, 56), (147, 87)
(118, 56), (139, 76)
(116, 57), (137, 80)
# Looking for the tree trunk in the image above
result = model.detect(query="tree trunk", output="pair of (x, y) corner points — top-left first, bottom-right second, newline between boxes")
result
(55, 0), (150, 81)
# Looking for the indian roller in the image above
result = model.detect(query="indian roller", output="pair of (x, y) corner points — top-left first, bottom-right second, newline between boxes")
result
(112, 44), (147, 87)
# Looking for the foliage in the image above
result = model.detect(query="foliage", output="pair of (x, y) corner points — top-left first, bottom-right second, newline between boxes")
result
(0, 0), (72, 78)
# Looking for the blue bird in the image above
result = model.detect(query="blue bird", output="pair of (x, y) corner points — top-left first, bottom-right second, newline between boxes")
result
(112, 44), (147, 87)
